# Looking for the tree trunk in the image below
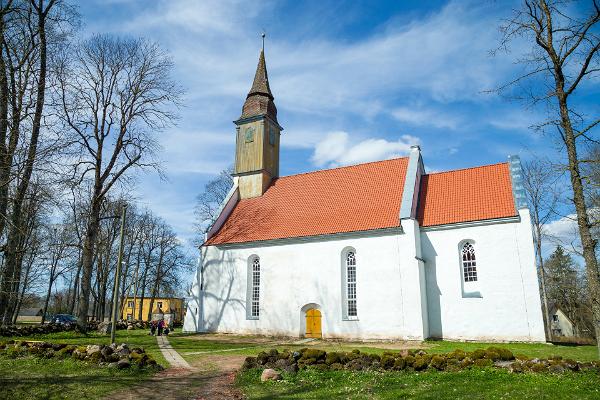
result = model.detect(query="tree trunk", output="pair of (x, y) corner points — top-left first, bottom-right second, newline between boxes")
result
(0, 1), (49, 325)
(534, 222), (552, 342)
(76, 198), (102, 329)
(557, 93), (600, 355)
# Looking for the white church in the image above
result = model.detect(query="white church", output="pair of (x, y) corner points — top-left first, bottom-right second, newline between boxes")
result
(183, 49), (546, 342)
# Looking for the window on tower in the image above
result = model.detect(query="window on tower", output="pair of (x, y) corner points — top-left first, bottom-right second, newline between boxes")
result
(245, 127), (254, 143)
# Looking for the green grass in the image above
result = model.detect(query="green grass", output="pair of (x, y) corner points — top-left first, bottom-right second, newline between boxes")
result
(168, 333), (598, 364)
(425, 340), (598, 362)
(5, 328), (167, 365)
(237, 368), (600, 400)
(0, 353), (153, 400)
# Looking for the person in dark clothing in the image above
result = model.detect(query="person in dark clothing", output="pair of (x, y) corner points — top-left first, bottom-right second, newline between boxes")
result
(150, 320), (157, 336)
(157, 319), (164, 336)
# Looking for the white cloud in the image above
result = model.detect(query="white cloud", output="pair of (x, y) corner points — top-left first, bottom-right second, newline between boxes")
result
(391, 106), (460, 129)
(311, 131), (419, 168)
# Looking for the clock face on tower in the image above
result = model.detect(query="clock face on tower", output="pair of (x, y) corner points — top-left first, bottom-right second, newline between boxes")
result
(245, 127), (255, 143)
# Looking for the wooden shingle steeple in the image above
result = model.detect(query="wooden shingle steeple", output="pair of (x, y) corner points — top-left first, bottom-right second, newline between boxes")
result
(233, 45), (282, 199)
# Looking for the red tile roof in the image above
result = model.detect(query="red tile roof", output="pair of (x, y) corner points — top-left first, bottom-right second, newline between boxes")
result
(416, 162), (517, 227)
(206, 157), (409, 245)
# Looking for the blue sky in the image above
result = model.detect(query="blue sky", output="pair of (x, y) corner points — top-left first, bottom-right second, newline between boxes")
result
(78, 0), (597, 258)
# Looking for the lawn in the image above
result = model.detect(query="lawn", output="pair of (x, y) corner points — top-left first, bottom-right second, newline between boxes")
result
(0, 353), (153, 400)
(237, 368), (600, 400)
(168, 333), (598, 364)
(2, 329), (599, 400)
(5, 327), (167, 365)
(0, 327), (167, 400)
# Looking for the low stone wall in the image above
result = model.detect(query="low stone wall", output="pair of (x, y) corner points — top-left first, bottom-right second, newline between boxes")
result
(0, 340), (162, 370)
(0, 320), (154, 337)
(243, 347), (600, 375)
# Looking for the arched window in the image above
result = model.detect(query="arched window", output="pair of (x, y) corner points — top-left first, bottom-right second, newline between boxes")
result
(461, 242), (477, 282)
(345, 250), (357, 318)
(251, 258), (260, 317)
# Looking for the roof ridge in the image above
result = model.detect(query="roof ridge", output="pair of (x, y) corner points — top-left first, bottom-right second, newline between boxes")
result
(277, 156), (409, 180)
(425, 161), (508, 176)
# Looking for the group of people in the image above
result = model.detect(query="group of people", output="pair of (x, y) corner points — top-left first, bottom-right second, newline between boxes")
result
(149, 319), (170, 336)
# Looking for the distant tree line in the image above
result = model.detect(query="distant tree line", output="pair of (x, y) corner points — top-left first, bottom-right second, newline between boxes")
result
(0, 0), (188, 329)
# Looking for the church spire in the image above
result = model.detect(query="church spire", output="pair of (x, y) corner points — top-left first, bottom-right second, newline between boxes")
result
(239, 43), (278, 124)
(247, 49), (273, 100)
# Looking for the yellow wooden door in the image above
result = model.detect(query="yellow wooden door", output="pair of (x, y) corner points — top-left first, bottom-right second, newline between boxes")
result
(305, 309), (322, 338)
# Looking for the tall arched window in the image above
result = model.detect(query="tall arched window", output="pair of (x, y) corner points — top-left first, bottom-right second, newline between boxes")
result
(246, 256), (260, 319)
(345, 251), (357, 318)
(251, 258), (260, 317)
(461, 242), (477, 282)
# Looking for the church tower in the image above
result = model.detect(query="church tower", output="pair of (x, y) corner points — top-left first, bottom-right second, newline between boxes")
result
(233, 46), (282, 199)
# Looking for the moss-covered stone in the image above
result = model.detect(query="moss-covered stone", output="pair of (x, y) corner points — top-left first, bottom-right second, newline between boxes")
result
(430, 355), (446, 370)
(330, 362), (344, 371)
(325, 352), (341, 365)
(530, 363), (548, 373)
(393, 357), (407, 370)
(473, 358), (493, 368)
(471, 349), (486, 360)
(380, 354), (395, 369)
(300, 349), (326, 362)
(413, 356), (428, 371)
(242, 356), (257, 370)
(484, 350), (500, 361)
(256, 351), (269, 365)
(403, 355), (415, 366)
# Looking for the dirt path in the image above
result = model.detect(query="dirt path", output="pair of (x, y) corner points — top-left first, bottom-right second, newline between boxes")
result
(107, 352), (245, 400)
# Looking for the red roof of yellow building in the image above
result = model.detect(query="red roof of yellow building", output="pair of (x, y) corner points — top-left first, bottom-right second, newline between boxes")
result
(417, 163), (517, 227)
(206, 159), (518, 245)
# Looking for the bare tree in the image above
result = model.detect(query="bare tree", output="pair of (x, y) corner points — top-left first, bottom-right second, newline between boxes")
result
(56, 34), (181, 328)
(522, 158), (560, 340)
(499, 0), (600, 354)
(194, 166), (233, 236)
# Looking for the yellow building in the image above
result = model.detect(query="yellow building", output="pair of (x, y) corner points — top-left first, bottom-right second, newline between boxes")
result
(121, 297), (185, 323)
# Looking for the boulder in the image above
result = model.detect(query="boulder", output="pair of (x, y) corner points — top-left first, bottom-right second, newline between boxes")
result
(117, 358), (131, 369)
(101, 346), (113, 358)
(274, 358), (291, 369)
(283, 363), (299, 374)
(97, 322), (112, 335)
(86, 344), (102, 356)
(260, 368), (282, 382)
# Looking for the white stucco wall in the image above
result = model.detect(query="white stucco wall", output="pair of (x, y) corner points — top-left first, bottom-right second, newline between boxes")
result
(184, 229), (431, 340)
(184, 211), (545, 342)
(421, 209), (545, 342)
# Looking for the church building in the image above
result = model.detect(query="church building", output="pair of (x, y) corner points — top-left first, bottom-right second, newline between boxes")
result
(183, 49), (546, 342)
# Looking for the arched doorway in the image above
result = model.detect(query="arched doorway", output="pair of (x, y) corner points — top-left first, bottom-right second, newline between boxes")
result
(305, 308), (322, 338)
